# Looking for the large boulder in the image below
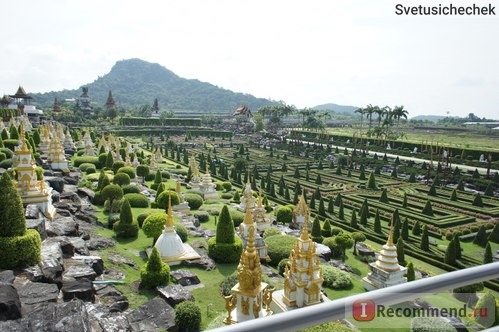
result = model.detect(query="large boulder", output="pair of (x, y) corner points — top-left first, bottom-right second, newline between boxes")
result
(38, 240), (64, 284)
(61, 278), (95, 302)
(108, 254), (137, 270)
(170, 269), (200, 286)
(0, 284), (21, 321)
(46, 216), (79, 237)
(0, 270), (15, 285)
(156, 284), (195, 307)
(315, 243), (332, 262)
(26, 217), (47, 240)
(17, 282), (59, 314)
(24, 204), (41, 219)
(77, 187), (95, 201)
(0, 299), (90, 331)
(71, 256), (104, 275)
(46, 177), (64, 193)
(127, 297), (176, 331)
(87, 236), (116, 250)
(63, 261), (97, 281)
(94, 284), (129, 313)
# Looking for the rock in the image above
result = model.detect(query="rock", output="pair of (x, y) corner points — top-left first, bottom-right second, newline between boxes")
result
(127, 297), (176, 331)
(75, 210), (98, 223)
(95, 285), (129, 312)
(108, 254), (137, 269)
(315, 243), (332, 261)
(61, 278), (95, 302)
(357, 243), (375, 257)
(53, 201), (79, 214)
(157, 284), (195, 307)
(329, 260), (354, 273)
(46, 177), (64, 193)
(17, 282), (59, 314)
(25, 204), (41, 219)
(38, 240), (64, 284)
(203, 229), (216, 238)
(44, 236), (75, 257)
(77, 187), (95, 200)
(46, 216), (79, 237)
(170, 269), (200, 286)
(0, 299), (90, 331)
(23, 265), (44, 283)
(26, 217), (47, 240)
(0, 284), (22, 321)
(71, 255), (104, 275)
(261, 265), (279, 278)
(87, 236), (116, 250)
(55, 208), (71, 217)
(0, 270), (15, 285)
(69, 237), (90, 256)
(183, 254), (216, 271)
(63, 261), (97, 281)
(52, 190), (60, 203)
(85, 302), (131, 331)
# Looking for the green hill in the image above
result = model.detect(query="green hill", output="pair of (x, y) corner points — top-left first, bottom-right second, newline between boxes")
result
(312, 103), (359, 114)
(31, 58), (273, 112)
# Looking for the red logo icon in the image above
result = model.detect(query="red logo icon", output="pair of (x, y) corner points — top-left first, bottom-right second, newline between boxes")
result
(352, 299), (376, 321)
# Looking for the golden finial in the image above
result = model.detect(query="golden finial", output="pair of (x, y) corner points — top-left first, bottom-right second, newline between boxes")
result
(298, 193), (310, 241)
(176, 179), (181, 194)
(243, 193), (254, 226)
(246, 167), (251, 185)
(257, 190), (263, 208)
(236, 224), (262, 292)
(166, 194), (174, 228)
(387, 213), (395, 246)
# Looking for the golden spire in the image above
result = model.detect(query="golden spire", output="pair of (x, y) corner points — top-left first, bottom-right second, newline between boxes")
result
(387, 212), (395, 246)
(19, 123), (30, 152)
(166, 194), (174, 229)
(236, 225), (262, 292)
(243, 190), (254, 226)
(257, 190), (263, 208)
(297, 193), (311, 241)
(176, 179), (181, 194)
(246, 167), (251, 185)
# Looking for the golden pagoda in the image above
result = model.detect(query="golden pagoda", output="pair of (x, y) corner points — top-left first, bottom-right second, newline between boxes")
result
(188, 154), (201, 190)
(280, 193), (324, 308)
(172, 178), (190, 214)
(362, 214), (407, 290)
(252, 191), (272, 232)
(224, 202), (274, 324)
(237, 191), (269, 261)
(13, 124), (56, 219)
(293, 192), (311, 230)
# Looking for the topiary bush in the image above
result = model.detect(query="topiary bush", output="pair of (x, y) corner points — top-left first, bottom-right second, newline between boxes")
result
(140, 246), (170, 289)
(184, 193), (204, 210)
(78, 162), (97, 173)
(112, 161), (125, 174)
(117, 166), (136, 179)
(113, 198), (139, 238)
(101, 184), (124, 213)
(263, 227), (282, 239)
(0, 158), (12, 169)
(107, 213), (120, 229)
(113, 172), (131, 186)
(175, 222), (188, 243)
(122, 184), (141, 194)
(265, 234), (296, 266)
(219, 273), (238, 296)
(124, 193), (149, 208)
(321, 264), (352, 289)
(278, 258), (289, 276)
(175, 301), (201, 332)
(73, 156), (100, 168)
(275, 205), (293, 224)
(207, 236), (243, 263)
(229, 208), (244, 227)
(156, 190), (180, 209)
(137, 212), (153, 228)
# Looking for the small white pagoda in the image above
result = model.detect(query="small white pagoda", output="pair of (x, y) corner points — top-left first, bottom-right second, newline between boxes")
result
(48, 134), (69, 171)
(13, 125), (56, 219)
(199, 166), (218, 200)
(154, 196), (200, 265)
(238, 173), (255, 212)
(253, 193), (272, 232)
(363, 216), (407, 290)
(188, 155), (202, 190)
(172, 179), (190, 214)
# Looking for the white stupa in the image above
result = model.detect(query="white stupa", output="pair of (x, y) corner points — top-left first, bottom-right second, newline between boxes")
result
(154, 196), (200, 265)
(363, 216), (407, 290)
(238, 173), (255, 212)
(172, 179), (190, 214)
(199, 166), (219, 200)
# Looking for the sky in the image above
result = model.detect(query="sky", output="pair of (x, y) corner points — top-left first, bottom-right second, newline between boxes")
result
(1, 0), (498, 118)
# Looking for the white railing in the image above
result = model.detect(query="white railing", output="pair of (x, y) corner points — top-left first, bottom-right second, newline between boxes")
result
(207, 262), (499, 332)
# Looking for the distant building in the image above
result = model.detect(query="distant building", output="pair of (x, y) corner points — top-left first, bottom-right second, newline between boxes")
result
(151, 98), (160, 118)
(8, 86), (43, 124)
(78, 86), (93, 114)
(233, 104), (252, 122)
(105, 90), (116, 110)
(52, 98), (61, 113)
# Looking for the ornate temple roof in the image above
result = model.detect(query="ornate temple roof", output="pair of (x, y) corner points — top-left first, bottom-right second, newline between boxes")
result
(10, 86), (31, 99)
(294, 193), (310, 217)
(233, 104), (252, 117)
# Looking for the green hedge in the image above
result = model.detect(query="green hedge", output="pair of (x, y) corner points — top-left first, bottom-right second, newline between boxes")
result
(265, 235), (296, 266)
(193, 210), (210, 223)
(113, 173), (131, 186)
(0, 158), (12, 169)
(208, 236), (243, 263)
(117, 166), (136, 179)
(124, 193), (149, 208)
(0, 148), (13, 159)
(184, 193), (204, 210)
(321, 264), (352, 289)
(73, 156), (100, 167)
(122, 184), (141, 194)
(0, 229), (41, 268)
(175, 301), (202, 332)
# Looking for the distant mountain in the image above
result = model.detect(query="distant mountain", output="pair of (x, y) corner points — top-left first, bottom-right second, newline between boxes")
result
(312, 103), (359, 114)
(409, 115), (448, 122)
(31, 58), (273, 112)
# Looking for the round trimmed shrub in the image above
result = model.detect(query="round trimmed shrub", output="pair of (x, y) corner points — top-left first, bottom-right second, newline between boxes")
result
(175, 222), (188, 242)
(78, 162), (96, 173)
(321, 264), (352, 289)
(73, 156), (99, 167)
(0, 152), (5, 162)
(193, 210), (210, 223)
(3, 139), (20, 150)
(275, 205), (293, 224)
(85, 165), (96, 174)
(186, 189), (203, 197)
(112, 161), (125, 174)
(323, 237), (343, 259)
(140, 247), (170, 289)
(157, 190), (180, 209)
(101, 184), (124, 213)
(142, 213), (165, 244)
(144, 173), (155, 182)
(208, 236), (243, 263)
(113, 172), (131, 186)
(107, 213), (120, 229)
(117, 166), (136, 179)
(263, 227), (282, 239)
(229, 209), (244, 227)
(265, 235), (296, 266)
(184, 193), (204, 210)
(124, 193), (149, 208)
(137, 212), (153, 228)
(0, 229), (41, 269)
(122, 184), (141, 194)
(221, 192), (233, 199)
(175, 301), (201, 332)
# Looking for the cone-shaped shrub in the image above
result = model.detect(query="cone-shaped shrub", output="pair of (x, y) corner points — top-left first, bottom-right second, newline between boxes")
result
(484, 183), (494, 197)
(350, 210), (358, 228)
(328, 197), (334, 214)
(412, 220), (421, 236)
(140, 247), (170, 289)
(444, 237), (456, 266)
(366, 171), (377, 190)
(0, 173), (41, 268)
(406, 261), (415, 281)
(379, 188), (388, 203)
(402, 193), (408, 208)
(453, 234), (462, 259)
(374, 209), (382, 233)
(334, 193), (342, 206)
(105, 151), (114, 170)
(473, 225), (488, 247)
(401, 218), (409, 240)
(359, 164), (366, 180)
(311, 216), (323, 243)
(472, 193), (483, 207)
(113, 198), (139, 238)
(422, 200), (434, 216)
(457, 180), (465, 191)
(450, 188), (458, 201)
(318, 197), (326, 216)
(216, 205), (235, 244)
(483, 242), (492, 264)
(97, 170), (111, 191)
(488, 223), (499, 243)
(338, 200), (344, 220)
(408, 173), (416, 183)
(322, 219), (332, 237)
(397, 237), (405, 264)
(420, 225), (430, 251)
(428, 183), (437, 196)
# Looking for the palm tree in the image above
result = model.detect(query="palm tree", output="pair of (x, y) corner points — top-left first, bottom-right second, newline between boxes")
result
(318, 111), (331, 128)
(364, 104), (375, 131)
(391, 105), (409, 134)
(298, 108), (312, 129)
(355, 107), (365, 128)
